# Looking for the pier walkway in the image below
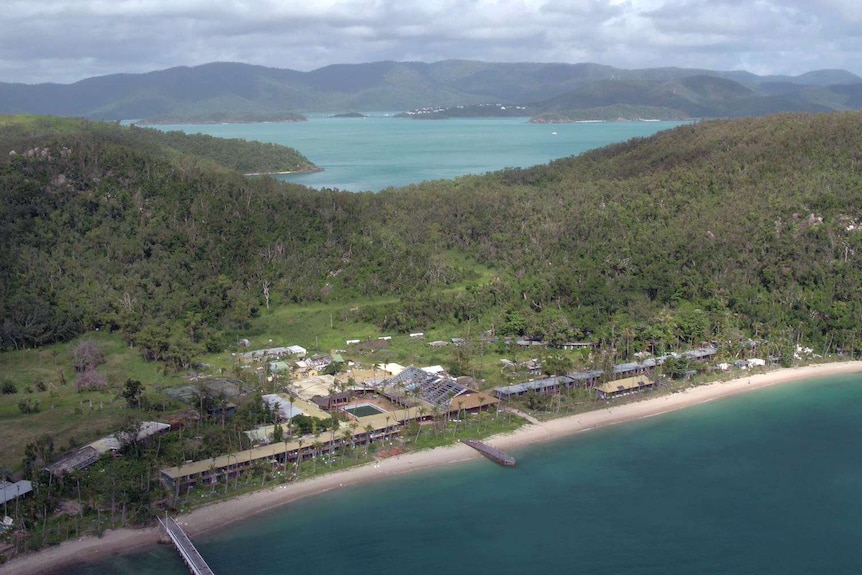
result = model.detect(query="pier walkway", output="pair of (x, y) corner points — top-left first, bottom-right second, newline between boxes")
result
(460, 439), (516, 467)
(158, 515), (215, 575)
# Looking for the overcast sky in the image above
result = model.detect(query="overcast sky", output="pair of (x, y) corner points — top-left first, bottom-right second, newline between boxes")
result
(2, 0), (861, 84)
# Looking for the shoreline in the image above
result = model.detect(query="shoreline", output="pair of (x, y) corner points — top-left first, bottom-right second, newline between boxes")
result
(244, 167), (324, 176)
(4, 360), (861, 574)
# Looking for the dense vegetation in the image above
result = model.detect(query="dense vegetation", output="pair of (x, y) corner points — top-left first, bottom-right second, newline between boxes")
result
(1, 61), (861, 120)
(4, 112), (862, 370)
(0, 115), (318, 174)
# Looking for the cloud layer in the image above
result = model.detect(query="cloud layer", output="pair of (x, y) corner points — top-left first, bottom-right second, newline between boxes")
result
(3, 0), (861, 84)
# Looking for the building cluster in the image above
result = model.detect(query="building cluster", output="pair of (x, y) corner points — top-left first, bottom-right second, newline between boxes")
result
(156, 339), (773, 495)
(492, 345), (721, 401)
(159, 363), (498, 495)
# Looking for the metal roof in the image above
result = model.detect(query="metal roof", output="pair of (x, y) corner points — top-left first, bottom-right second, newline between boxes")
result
(0, 480), (32, 504)
(494, 375), (575, 396)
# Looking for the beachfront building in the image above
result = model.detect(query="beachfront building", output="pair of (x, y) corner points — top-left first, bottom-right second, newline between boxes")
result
(372, 366), (499, 416)
(594, 375), (656, 399)
(493, 370), (603, 400)
(160, 406), (422, 495)
(493, 375), (576, 401)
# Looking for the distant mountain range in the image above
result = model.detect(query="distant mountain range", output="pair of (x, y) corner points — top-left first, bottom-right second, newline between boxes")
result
(2, 60), (861, 122)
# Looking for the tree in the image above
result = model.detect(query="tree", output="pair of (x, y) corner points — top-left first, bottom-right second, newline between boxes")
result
(122, 379), (144, 409)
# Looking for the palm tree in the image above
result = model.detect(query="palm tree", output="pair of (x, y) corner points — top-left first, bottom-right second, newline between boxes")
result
(296, 437), (305, 476)
(414, 406), (427, 442)
(312, 438), (323, 473)
(341, 428), (353, 461)
(349, 421), (359, 456)
(452, 400), (465, 438)
(364, 424), (374, 455)
(328, 414), (338, 465)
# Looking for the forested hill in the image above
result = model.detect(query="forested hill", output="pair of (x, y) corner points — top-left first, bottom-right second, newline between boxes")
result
(0, 115), (318, 174)
(1, 61), (861, 121)
(3, 112), (862, 366)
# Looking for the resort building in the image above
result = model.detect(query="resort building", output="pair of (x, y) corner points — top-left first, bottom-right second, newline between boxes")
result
(493, 370), (603, 400)
(371, 366), (499, 416)
(594, 375), (656, 399)
(160, 406), (423, 495)
(493, 375), (576, 401)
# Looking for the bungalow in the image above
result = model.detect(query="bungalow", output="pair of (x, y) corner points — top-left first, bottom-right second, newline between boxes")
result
(594, 375), (656, 399)
(286, 345), (307, 356)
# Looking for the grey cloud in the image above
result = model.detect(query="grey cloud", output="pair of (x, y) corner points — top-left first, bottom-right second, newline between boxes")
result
(1, 0), (861, 84)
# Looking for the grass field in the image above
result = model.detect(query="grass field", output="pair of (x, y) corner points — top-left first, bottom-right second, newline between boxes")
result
(0, 295), (584, 471)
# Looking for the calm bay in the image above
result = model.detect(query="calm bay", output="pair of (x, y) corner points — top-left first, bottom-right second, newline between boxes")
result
(69, 373), (862, 574)
(154, 115), (688, 192)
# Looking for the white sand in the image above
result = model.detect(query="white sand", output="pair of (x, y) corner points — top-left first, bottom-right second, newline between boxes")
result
(4, 361), (860, 575)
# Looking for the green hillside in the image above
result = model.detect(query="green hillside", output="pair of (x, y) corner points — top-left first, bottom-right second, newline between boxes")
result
(4, 112), (862, 370)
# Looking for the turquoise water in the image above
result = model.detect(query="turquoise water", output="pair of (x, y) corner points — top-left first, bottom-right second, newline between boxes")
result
(155, 115), (687, 192)
(69, 373), (862, 574)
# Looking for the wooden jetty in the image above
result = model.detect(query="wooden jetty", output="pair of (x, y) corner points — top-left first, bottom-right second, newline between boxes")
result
(460, 439), (516, 467)
(158, 515), (215, 575)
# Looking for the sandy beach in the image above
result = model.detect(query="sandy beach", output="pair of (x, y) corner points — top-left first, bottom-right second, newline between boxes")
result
(4, 360), (861, 575)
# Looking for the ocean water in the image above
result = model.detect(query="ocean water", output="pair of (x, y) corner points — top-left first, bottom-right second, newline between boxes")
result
(70, 373), (862, 574)
(154, 115), (687, 192)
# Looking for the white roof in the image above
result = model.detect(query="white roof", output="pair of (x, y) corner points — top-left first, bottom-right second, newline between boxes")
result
(421, 365), (446, 374)
(377, 363), (406, 376)
(262, 393), (305, 420)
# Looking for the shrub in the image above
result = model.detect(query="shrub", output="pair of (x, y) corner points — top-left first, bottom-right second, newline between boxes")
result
(1, 379), (17, 394)
(18, 399), (40, 414)
(75, 368), (108, 392)
(73, 339), (105, 372)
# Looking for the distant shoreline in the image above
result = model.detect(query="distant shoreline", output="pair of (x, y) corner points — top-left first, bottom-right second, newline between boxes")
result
(244, 167), (323, 176)
(4, 360), (861, 575)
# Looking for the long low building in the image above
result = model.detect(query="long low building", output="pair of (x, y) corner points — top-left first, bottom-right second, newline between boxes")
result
(493, 370), (603, 400)
(594, 375), (656, 399)
(160, 407), (422, 495)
